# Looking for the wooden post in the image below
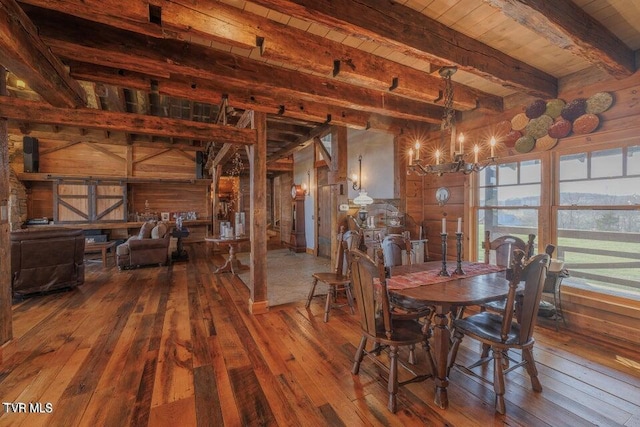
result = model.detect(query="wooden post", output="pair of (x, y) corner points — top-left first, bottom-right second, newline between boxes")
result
(0, 68), (13, 346)
(330, 126), (348, 269)
(249, 111), (268, 314)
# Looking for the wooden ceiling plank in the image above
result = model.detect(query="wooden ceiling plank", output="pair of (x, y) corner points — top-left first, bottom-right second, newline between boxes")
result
(482, 0), (635, 78)
(0, 0), (86, 107)
(249, 0), (557, 98)
(0, 96), (256, 144)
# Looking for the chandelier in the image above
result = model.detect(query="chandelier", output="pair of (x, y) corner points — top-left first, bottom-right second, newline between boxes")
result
(407, 66), (497, 175)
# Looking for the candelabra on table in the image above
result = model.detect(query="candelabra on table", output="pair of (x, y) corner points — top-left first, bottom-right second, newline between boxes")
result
(438, 233), (450, 276)
(454, 232), (465, 275)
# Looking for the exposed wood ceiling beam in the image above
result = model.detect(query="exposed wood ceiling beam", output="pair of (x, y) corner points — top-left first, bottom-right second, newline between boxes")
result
(17, 0), (502, 112)
(68, 61), (431, 132)
(26, 10), (445, 125)
(266, 161), (293, 172)
(249, 0), (557, 99)
(0, 0), (85, 107)
(314, 136), (331, 167)
(209, 109), (254, 172)
(0, 96), (256, 144)
(267, 123), (331, 163)
(482, 0), (635, 78)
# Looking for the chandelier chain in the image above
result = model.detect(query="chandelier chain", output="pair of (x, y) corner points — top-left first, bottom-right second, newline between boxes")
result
(441, 71), (455, 132)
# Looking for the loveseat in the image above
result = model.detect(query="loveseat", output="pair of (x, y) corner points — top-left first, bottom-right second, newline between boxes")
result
(116, 221), (170, 270)
(11, 227), (85, 298)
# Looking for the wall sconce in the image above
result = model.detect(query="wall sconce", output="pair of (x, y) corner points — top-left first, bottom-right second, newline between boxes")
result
(350, 154), (363, 191)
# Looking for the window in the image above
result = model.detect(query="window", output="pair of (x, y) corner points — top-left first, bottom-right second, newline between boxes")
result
(476, 160), (541, 259)
(557, 146), (640, 293)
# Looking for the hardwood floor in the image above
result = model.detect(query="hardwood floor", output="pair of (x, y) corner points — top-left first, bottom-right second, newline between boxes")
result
(2, 242), (639, 426)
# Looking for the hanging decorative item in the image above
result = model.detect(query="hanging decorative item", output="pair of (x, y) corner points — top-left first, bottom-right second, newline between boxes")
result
(505, 91), (614, 153)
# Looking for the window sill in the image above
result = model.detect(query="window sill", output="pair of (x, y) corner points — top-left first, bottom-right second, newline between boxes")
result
(562, 279), (640, 303)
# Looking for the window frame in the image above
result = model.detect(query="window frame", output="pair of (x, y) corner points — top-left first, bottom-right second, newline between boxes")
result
(471, 135), (639, 297)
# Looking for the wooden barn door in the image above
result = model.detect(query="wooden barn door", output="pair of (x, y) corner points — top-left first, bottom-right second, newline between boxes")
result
(54, 180), (126, 223)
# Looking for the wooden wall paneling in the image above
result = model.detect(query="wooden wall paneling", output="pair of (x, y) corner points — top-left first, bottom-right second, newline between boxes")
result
(422, 174), (466, 261)
(27, 181), (54, 219)
(34, 138), (126, 176)
(132, 146), (194, 179)
(130, 183), (208, 220)
(0, 67), (11, 346)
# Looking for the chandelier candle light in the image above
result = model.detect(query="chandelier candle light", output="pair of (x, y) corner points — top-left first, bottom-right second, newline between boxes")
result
(407, 66), (498, 176)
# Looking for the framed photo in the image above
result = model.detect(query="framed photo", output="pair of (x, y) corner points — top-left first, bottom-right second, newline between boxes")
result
(161, 212), (170, 222)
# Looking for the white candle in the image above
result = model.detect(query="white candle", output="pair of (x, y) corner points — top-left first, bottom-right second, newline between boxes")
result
(415, 141), (420, 161)
(442, 217), (446, 234)
(458, 133), (465, 154)
(435, 149), (440, 165)
(457, 217), (462, 233)
(409, 148), (413, 165)
(490, 136), (496, 158)
(474, 144), (479, 163)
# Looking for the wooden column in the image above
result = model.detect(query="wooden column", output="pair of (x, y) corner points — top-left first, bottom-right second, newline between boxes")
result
(330, 126), (348, 267)
(249, 111), (268, 314)
(0, 68), (12, 346)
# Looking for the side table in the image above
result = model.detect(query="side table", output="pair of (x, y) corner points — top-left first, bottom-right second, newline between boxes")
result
(84, 241), (116, 267)
(205, 236), (250, 274)
(171, 227), (190, 262)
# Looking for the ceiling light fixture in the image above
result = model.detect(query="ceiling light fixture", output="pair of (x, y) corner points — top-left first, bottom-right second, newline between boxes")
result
(407, 66), (497, 175)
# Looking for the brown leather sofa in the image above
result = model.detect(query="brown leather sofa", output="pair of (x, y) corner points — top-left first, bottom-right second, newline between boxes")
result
(116, 221), (170, 269)
(11, 227), (85, 298)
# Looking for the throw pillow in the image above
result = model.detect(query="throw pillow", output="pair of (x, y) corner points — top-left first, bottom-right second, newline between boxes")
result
(138, 221), (156, 239)
(151, 222), (168, 239)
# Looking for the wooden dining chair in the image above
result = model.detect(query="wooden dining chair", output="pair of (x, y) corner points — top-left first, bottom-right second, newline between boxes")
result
(349, 248), (433, 413)
(305, 226), (361, 322)
(378, 234), (434, 363)
(381, 234), (411, 268)
(481, 231), (536, 313)
(447, 250), (550, 414)
(483, 231), (535, 266)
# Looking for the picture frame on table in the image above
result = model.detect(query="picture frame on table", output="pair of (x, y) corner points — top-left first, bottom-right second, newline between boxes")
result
(161, 212), (170, 222)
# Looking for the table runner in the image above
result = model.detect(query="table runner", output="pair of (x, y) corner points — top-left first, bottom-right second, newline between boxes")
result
(387, 263), (505, 290)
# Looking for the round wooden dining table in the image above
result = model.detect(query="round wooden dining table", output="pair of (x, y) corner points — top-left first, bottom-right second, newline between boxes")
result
(388, 261), (511, 410)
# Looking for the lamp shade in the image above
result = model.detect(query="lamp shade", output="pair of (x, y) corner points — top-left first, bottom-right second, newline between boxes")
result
(353, 190), (373, 206)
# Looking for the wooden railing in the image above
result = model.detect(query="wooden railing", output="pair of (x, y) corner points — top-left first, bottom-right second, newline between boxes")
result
(483, 226), (640, 291)
(556, 229), (640, 290)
